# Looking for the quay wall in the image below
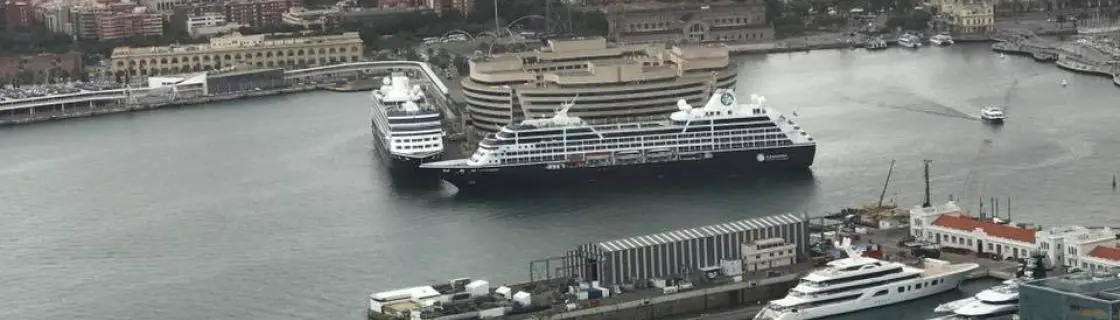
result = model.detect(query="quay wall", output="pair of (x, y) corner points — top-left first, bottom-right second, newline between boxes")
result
(0, 86), (320, 126)
(543, 274), (799, 320)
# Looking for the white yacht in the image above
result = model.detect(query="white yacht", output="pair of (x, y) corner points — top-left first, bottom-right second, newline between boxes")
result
(753, 239), (980, 320)
(932, 279), (1021, 319)
(930, 34), (955, 46)
(898, 34), (922, 48)
(980, 107), (1006, 124)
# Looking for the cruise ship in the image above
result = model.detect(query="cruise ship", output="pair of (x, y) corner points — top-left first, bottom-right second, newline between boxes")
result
(370, 73), (444, 171)
(419, 89), (815, 188)
(753, 239), (980, 320)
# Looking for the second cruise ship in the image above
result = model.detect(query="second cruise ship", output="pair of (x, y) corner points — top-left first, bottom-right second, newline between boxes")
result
(420, 89), (815, 188)
(370, 73), (444, 171)
(753, 239), (980, 320)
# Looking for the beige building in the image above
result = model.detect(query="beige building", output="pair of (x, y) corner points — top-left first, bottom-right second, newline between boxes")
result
(461, 36), (737, 136)
(742, 238), (797, 272)
(937, 0), (995, 34)
(601, 0), (772, 44)
(110, 32), (364, 79)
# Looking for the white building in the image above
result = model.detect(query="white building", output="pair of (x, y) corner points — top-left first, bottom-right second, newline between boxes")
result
(280, 6), (340, 29)
(910, 201), (1037, 261)
(185, 13), (230, 36)
(1036, 225), (1116, 269)
(741, 237), (797, 272)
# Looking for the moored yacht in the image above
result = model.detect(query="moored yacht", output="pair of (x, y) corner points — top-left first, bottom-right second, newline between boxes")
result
(753, 239), (980, 320)
(932, 279), (1021, 319)
(930, 34), (955, 46)
(980, 106), (1006, 124)
(898, 34), (922, 48)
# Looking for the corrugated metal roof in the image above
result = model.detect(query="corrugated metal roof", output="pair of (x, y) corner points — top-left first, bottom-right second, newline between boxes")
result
(595, 213), (803, 252)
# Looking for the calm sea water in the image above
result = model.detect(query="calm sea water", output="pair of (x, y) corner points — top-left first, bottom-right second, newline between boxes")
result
(2, 44), (1117, 320)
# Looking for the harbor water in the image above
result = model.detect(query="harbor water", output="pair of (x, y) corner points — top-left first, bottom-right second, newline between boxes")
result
(3, 44), (1118, 320)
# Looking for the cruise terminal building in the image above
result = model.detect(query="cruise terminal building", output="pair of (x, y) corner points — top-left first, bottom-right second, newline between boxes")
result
(461, 36), (738, 138)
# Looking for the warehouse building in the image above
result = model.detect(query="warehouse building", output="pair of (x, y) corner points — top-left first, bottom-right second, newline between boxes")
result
(563, 213), (809, 286)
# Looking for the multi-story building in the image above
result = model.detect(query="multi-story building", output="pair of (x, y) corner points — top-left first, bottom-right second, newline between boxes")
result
(601, 0), (771, 44)
(460, 36), (737, 136)
(109, 32), (363, 79)
(1036, 225), (1116, 269)
(936, 0), (995, 34)
(741, 238), (797, 272)
(0, 52), (84, 85)
(96, 9), (163, 40)
(173, 0), (290, 28)
(909, 201), (1038, 260)
(425, 0), (470, 16)
(4, 0), (32, 29)
(1020, 271), (1120, 320)
(281, 6), (341, 29)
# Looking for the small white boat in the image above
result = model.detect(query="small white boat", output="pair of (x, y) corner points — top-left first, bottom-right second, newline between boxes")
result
(999, 53), (1006, 59)
(930, 279), (1022, 320)
(934, 297), (979, 313)
(980, 106), (1006, 124)
(1061, 79), (1068, 87)
(898, 34), (922, 48)
(930, 34), (955, 46)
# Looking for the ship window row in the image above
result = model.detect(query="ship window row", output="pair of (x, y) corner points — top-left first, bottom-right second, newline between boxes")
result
(493, 136), (792, 156)
(771, 293), (862, 312)
(797, 273), (921, 299)
(489, 139), (794, 162)
(898, 278), (945, 293)
(481, 128), (785, 151)
(395, 144), (438, 150)
(487, 127), (784, 149)
(386, 116), (440, 124)
(389, 125), (442, 132)
(480, 128), (786, 151)
(506, 122), (778, 142)
(394, 136), (440, 143)
(802, 267), (903, 288)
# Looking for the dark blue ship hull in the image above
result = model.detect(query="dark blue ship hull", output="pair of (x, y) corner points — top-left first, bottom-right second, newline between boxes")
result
(428, 145), (815, 190)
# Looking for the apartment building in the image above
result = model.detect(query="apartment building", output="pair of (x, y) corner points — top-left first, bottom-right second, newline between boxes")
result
(601, 0), (772, 44)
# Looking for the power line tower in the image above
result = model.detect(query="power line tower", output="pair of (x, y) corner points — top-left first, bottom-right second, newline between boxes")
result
(545, 0), (574, 36)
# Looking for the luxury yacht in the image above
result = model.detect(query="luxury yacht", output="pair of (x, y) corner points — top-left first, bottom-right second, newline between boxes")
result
(754, 239), (980, 320)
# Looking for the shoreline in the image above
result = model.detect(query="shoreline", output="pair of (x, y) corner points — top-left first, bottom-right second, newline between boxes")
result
(988, 34), (1120, 85)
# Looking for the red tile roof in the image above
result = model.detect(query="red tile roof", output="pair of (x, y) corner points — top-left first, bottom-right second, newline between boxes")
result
(931, 213), (1036, 243)
(1089, 245), (1120, 261)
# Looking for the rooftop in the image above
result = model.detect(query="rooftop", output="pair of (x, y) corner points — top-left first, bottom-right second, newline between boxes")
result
(1089, 244), (1120, 262)
(111, 32), (360, 57)
(1026, 272), (1120, 301)
(596, 213), (804, 252)
(0, 82), (125, 103)
(931, 213), (1037, 244)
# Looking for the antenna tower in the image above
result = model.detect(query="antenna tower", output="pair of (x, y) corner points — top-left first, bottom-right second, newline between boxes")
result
(545, 0), (574, 36)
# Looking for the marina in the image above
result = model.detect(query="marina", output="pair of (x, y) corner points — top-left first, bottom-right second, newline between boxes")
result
(9, 39), (1120, 320)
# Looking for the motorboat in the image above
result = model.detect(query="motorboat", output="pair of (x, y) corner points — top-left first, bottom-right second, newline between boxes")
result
(980, 107), (1006, 124)
(930, 34), (955, 46)
(929, 279), (1021, 320)
(898, 34), (922, 48)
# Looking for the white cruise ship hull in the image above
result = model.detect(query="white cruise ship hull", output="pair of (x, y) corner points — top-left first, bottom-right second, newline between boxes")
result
(754, 265), (976, 320)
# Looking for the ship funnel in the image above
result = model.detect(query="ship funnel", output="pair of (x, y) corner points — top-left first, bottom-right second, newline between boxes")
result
(677, 99), (692, 111)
